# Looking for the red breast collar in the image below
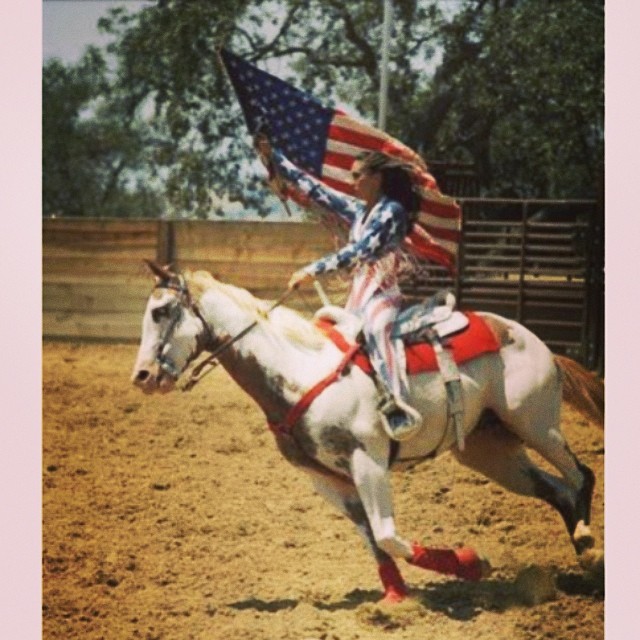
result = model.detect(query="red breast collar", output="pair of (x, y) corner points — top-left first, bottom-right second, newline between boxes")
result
(268, 342), (362, 437)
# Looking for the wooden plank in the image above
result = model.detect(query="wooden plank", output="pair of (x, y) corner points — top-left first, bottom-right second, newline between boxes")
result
(43, 257), (156, 277)
(43, 311), (144, 341)
(44, 243), (158, 260)
(43, 272), (151, 285)
(43, 219), (159, 234)
(172, 260), (303, 290)
(44, 282), (151, 313)
(41, 214), (596, 353)
(43, 229), (158, 243)
(524, 318), (583, 329)
(173, 221), (335, 263)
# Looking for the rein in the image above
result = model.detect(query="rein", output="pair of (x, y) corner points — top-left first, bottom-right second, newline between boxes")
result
(180, 286), (297, 392)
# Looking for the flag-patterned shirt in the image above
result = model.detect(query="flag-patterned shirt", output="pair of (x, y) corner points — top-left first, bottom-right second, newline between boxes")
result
(271, 149), (408, 307)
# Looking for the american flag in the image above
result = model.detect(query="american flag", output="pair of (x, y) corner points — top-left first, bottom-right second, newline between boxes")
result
(219, 48), (461, 272)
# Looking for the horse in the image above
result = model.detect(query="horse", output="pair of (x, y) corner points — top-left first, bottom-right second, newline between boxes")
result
(131, 260), (604, 603)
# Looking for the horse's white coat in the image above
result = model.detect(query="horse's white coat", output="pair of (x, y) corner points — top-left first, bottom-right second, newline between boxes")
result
(132, 270), (596, 570)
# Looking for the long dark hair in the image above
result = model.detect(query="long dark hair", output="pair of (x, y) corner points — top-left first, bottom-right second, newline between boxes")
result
(358, 151), (420, 222)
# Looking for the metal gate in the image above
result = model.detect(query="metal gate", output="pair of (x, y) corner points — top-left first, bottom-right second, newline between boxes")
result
(401, 198), (604, 372)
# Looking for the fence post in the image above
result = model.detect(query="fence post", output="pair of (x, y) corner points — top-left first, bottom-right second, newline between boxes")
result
(592, 173), (605, 375)
(454, 202), (464, 305)
(157, 220), (176, 267)
(516, 201), (528, 324)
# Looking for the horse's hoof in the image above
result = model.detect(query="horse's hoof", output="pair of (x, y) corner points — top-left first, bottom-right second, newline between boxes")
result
(578, 548), (604, 577)
(573, 520), (595, 554)
(380, 589), (408, 605)
(455, 547), (491, 581)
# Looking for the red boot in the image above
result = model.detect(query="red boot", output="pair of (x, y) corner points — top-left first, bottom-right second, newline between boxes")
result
(378, 559), (409, 603)
(408, 542), (485, 581)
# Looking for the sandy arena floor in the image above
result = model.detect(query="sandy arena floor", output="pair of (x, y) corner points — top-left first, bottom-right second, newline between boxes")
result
(43, 341), (604, 639)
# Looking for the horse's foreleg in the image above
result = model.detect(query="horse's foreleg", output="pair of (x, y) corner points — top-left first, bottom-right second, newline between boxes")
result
(350, 448), (487, 584)
(309, 473), (408, 603)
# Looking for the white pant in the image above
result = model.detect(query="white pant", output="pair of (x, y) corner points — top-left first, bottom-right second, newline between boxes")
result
(358, 291), (410, 404)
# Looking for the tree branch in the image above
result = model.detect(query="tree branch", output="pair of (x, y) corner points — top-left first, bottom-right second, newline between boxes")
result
(249, 3), (303, 61)
(323, 1), (378, 79)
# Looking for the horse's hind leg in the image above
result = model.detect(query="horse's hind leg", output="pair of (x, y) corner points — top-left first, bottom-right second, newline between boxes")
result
(308, 472), (409, 603)
(454, 413), (594, 555)
(508, 410), (596, 554)
(494, 352), (597, 554)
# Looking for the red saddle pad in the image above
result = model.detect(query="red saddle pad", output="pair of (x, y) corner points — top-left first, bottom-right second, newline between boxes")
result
(316, 312), (501, 376)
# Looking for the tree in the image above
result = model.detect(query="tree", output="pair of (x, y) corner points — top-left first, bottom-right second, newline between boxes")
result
(43, 46), (164, 217)
(91, 0), (447, 217)
(421, 0), (604, 198)
(43, 0), (604, 217)
(43, 49), (107, 217)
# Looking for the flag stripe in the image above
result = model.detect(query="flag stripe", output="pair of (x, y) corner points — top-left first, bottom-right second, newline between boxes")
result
(323, 174), (355, 195)
(408, 240), (455, 268)
(333, 114), (389, 140)
(418, 212), (461, 232)
(419, 224), (460, 244)
(322, 165), (354, 188)
(326, 138), (370, 157)
(328, 124), (388, 152)
(415, 174), (440, 191)
(324, 150), (358, 171)
(418, 197), (461, 220)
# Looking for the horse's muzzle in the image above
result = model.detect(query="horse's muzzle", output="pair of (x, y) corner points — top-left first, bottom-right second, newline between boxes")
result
(131, 368), (176, 394)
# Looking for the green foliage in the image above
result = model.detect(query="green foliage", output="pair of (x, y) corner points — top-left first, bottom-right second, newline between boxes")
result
(43, 0), (603, 218)
(423, 0), (604, 197)
(43, 46), (164, 217)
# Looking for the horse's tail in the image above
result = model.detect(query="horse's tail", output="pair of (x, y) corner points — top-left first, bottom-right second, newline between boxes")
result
(555, 355), (604, 428)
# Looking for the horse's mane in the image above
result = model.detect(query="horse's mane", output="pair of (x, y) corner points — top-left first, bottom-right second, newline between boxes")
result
(185, 270), (326, 351)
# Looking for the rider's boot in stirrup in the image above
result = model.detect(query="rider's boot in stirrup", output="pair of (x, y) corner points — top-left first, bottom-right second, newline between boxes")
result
(378, 396), (422, 441)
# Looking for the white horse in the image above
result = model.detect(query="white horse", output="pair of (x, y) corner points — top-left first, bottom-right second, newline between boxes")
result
(131, 261), (604, 603)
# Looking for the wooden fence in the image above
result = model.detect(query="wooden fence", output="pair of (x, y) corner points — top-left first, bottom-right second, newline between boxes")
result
(401, 198), (603, 371)
(43, 202), (603, 371)
(42, 219), (337, 341)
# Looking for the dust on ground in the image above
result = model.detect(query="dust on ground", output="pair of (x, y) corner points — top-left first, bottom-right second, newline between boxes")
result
(43, 342), (604, 639)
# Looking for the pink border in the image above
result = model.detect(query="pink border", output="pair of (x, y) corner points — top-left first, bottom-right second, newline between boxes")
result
(1, 0), (42, 636)
(605, 3), (639, 636)
(6, 1), (627, 636)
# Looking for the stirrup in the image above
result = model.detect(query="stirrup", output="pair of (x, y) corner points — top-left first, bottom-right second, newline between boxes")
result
(378, 397), (422, 442)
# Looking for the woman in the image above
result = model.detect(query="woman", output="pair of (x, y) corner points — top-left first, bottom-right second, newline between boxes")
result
(255, 135), (422, 441)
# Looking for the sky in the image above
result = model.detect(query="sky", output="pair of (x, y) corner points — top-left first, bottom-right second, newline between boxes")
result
(43, 0), (152, 63)
(41, 0), (295, 220)
(41, 0), (454, 64)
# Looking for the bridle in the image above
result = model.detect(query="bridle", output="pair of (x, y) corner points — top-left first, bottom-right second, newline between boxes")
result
(152, 274), (296, 391)
(153, 275), (219, 380)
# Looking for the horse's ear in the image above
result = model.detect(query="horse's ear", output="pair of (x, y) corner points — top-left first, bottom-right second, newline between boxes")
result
(144, 259), (175, 280)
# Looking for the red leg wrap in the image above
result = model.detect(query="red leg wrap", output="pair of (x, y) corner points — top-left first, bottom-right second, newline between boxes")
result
(378, 560), (409, 603)
(408, 543), (483, 582)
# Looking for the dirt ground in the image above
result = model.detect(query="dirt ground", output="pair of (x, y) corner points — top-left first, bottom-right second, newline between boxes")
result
(43, 341), (604, 640)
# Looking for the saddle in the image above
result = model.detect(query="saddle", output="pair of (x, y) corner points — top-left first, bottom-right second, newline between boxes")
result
(314, 291), (500, 450)
(392, 290), (469, 343)
(314, 290), (473, 353)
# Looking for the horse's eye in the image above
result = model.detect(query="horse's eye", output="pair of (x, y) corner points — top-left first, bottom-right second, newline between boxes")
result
(151, 306), (170, 323)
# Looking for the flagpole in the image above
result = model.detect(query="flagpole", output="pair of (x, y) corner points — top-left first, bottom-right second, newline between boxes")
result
(378, 0), (393, 130)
